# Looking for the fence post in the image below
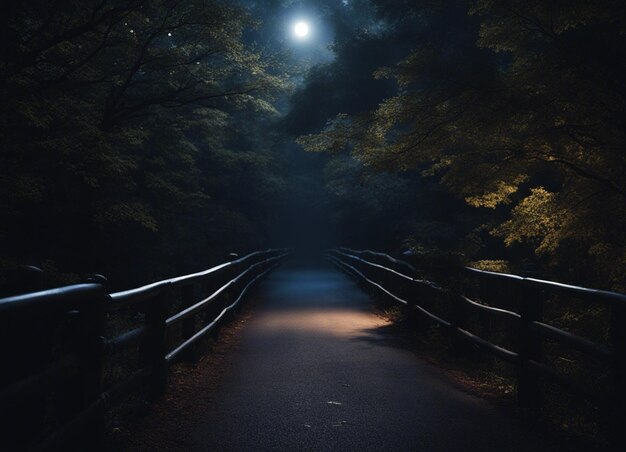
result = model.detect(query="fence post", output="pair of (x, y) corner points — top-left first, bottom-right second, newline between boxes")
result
(208, 264), (234, 341)
(0, 266), (47, 450)
(449, 270), (469, 355)
(478, 279), (493, 343)
(139, 287), (170, 397)
(517, 281), (544, 408)
(449, 298), (467, 354)
(181, 284), (198, 363)
(78, 274), (108, 449)
(610, 302), (626, 446)
(405, 282), (428, 333)
(403, 283), (420, 330)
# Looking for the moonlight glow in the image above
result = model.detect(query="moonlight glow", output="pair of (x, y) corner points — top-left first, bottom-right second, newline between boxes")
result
(294, 22), (310, 37)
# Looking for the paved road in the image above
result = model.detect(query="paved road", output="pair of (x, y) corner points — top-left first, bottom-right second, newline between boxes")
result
(192, 260), (548, 451)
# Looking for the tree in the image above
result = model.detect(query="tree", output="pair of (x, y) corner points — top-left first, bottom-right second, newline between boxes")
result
(298, 0), (626, 288)
(0, 0), (288, 287)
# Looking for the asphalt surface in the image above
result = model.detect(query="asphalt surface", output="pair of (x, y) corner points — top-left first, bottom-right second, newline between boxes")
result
(192, 259), (548, 451)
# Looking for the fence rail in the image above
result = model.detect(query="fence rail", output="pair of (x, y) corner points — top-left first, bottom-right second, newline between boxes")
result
(0, 249), (289, 451)
(327, 248), (626, 441)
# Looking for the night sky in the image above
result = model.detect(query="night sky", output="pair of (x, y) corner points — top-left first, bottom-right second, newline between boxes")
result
(238, 0), (412, 250)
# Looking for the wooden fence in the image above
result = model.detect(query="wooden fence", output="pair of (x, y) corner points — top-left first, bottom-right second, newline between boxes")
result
(0, 249), (288, 451)
(327, 247), (626, 442)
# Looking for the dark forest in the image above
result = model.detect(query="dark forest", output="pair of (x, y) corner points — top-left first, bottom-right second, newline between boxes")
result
(1, 0), (625, 291)
(1, 1), (625, 451)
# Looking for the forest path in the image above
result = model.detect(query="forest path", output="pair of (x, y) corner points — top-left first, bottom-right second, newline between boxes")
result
(191, 259), (548, 451)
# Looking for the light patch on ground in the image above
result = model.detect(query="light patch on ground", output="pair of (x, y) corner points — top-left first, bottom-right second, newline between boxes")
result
(254, 308), (390, 337)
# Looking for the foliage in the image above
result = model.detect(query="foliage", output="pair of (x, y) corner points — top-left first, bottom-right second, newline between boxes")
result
(0, 0), (289, 288)
(298, 0), (626, 289)
(468, 259), (511, 273)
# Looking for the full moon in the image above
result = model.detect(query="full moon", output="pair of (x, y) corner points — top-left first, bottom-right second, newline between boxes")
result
(294, 22), (310, 37)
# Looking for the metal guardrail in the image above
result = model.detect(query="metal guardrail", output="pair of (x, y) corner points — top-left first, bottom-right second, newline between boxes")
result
(0, 249), (289, 450)
(327, 248), (626, 441)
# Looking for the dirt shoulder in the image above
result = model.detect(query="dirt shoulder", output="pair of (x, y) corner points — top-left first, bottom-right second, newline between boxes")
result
(104, 298), (258, 451)
(372, 305), (609, 451)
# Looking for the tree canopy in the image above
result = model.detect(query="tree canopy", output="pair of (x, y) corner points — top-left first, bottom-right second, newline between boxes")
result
(1, 0), (624, 291)
(0, 0), (289, 288)
(297, 0), (626, 289)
